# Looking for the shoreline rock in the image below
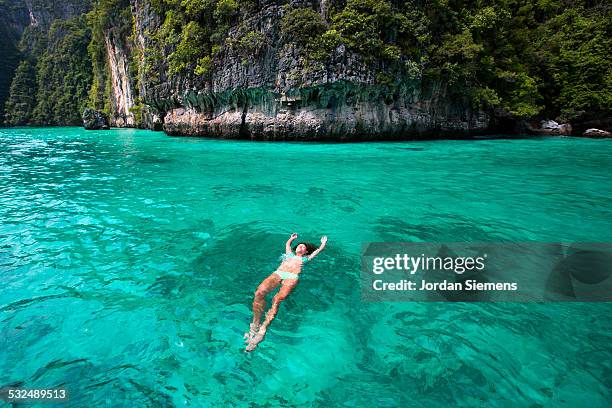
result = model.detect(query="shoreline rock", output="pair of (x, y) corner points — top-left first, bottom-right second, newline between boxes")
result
(524, 120), (573, 136)
(162, 83), (491, 140)
(583, 128), (611, 138)
(82, 108), (110, 130)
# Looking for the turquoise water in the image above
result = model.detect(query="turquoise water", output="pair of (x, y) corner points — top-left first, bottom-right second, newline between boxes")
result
(1, 127), (610, 407)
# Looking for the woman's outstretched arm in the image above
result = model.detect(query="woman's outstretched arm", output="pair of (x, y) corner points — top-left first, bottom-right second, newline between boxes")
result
(286, 233), (298, 254)
(307, 236), (328, 260)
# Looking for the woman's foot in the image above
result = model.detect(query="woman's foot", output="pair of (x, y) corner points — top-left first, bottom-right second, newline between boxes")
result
(244, 323), (260, 343)
(245, 328), (266, 352)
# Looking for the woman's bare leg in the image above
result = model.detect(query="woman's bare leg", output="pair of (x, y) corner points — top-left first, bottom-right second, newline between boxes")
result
(246, 280), (297, 351)
(251, 274), (281, 328)
(259, 282), (296, 333)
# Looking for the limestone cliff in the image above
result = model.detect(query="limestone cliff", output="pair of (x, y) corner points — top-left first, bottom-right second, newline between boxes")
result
(124, 1), (490, 139)
(104, 30), (136, 127)
(23, 0), (91, 30)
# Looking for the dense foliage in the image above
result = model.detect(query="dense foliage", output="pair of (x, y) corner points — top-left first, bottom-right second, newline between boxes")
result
(31, 17), (93, 125)
(321, 0), (608, 121)
(3, 59), (37, 126)
(0, 0), (27, 125)
(3, 17), (92, 126)
(3, 0), (610, 126)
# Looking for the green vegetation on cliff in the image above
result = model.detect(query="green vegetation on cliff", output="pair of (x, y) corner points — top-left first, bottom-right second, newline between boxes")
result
(418, 0), (611, 121)
(32, 17), (92, 125)
(0, 0), (27, 125)
(4, 16), (92, 126)
(322, 0), (609, 121)
(3, 59), (37, 126)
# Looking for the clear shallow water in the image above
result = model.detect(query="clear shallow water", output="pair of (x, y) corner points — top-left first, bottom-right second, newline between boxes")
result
(0, 127), (610, 407)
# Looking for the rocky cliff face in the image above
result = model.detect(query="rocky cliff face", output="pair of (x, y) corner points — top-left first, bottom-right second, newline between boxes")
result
(24, 0), (91, 30)
(125, 1), (490, 139)
(92, 0), (160, 129)
(104, 30), (136, 127)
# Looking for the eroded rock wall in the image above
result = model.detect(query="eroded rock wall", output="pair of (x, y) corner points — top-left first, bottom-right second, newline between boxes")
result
(105, 31), (136, 127)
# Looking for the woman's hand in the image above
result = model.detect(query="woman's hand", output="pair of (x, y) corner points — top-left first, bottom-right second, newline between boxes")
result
(286, 233), (298, 253)
(306, 236), (328, 260)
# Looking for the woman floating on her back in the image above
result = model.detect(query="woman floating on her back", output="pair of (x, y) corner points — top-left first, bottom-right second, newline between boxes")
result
(245, 233), (327, 352)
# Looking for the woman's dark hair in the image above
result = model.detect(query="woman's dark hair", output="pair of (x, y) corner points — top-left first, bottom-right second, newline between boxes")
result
(294, 242), (317, 255)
